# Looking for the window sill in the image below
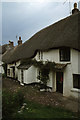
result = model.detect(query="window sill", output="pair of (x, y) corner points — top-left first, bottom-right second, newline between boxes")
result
(60, 62), (71, 64)
(71, 88), (80, 93)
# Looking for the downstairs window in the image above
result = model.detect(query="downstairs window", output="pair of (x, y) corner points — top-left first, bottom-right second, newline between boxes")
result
(73, 74), (80, 89)
(7, 69), (10, 75)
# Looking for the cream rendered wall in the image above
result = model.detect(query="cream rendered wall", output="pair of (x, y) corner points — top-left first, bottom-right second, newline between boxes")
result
(18, 69), (21, 82)
(35, 49), (59, 62)
(35, 49), (59, 88)
(24, 65), (38, 84)
(0, 61), (4, 74)
(15, 61), (21, 79)
(43, 49), (59, 62)
(35, 48), (80, 98)
(63, 64), (73, 97)
(70, 49), (80, 98)
(63, 49), (80, 98)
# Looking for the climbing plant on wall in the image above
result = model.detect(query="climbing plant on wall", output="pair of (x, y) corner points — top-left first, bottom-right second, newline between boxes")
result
(36, 61), (55, 89)
(21, 59), (56, 89)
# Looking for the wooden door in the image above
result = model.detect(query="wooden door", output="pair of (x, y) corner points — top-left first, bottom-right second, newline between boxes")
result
(56, 72), (63, 93)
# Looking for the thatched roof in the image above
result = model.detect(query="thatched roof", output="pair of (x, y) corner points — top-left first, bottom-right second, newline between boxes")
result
(2, 44), (8, 54)
(2, 12), (80, 64)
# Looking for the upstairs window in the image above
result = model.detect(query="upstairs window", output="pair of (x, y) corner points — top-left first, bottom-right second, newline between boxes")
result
(60, 48), (70, 61)
(73, 74), (80, 89)
(39, 51), (43, 60)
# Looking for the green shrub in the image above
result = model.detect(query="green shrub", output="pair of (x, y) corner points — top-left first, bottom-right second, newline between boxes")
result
(2, 90), (25, 119)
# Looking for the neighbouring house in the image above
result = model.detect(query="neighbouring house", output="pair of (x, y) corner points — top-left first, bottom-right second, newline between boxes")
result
(0, 41), (15, 75)
(0, 46), (4, 74)
(2, 3), (80, 98)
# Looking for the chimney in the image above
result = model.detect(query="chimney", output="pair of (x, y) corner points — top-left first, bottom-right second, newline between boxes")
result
(72, 3), (79, 14)
(6, 40), (14, 50)
(9, 41), (14, 47)
(9, 41), (14, 48)
(18, 36), (22, 45)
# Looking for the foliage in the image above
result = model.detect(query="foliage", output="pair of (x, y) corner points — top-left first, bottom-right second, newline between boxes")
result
(21, 59), (56, 89)
(2, 73), (7, 78)
(35, 61), (55, 88)
(14, 100), (77, 119)
(2, 63), (7, 77)
(37, 67), (49, 89)
(2, 90), (77, 119)
(2, 89), (25, 119)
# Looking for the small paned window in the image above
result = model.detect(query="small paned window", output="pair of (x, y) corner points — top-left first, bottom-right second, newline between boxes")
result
(39, 51), (40, 59)
(41, 51), (43, 60)
(21, 70), (24, 83)
(73, 74), (80, 89)
(8, 69), (10, 75)
(60, 48), (70, 61)
(39, 51), (43, 60)
(38, 70), (41, 80)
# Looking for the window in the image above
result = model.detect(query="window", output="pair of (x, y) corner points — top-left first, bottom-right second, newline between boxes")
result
(60, 48), (70, 61)
(39, 51), (40, 59)
(21, 70), (24, 83)
(38, 70), (41, 80)
(73, 74), (80, 89)
(39, 51), (43, 60)
(7, 69), (10, 75)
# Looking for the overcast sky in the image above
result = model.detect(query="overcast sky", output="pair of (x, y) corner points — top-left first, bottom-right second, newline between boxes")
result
(1, 0), (80, 45)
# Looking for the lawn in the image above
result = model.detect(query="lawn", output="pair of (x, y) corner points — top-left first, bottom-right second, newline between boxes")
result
(14, 100), (77, 119)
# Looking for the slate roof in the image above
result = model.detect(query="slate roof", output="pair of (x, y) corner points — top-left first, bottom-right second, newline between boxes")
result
(2, 12), (80, 64)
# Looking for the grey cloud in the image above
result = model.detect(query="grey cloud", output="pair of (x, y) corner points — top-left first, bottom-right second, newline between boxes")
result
(2, 2), (71, 45)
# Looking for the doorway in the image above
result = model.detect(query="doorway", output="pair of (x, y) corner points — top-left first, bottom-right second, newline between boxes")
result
(56, 72), (63, 93)
(13, 67), (15, 78)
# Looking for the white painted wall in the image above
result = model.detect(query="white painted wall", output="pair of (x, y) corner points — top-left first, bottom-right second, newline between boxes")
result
(35, 49), (59, 63)
(35, 48), (80, 98)
(0, 55), (4, 74)
(63, 49), (80, 98)
(0, 61), (4, 74)
(24, 66), (38, 84)
(6, 48), (80, 99)
(18, 69), (21, 82)
(18, 65), (38, 85)
(15, 61), (21, 79)
(47, 71), (53, 88)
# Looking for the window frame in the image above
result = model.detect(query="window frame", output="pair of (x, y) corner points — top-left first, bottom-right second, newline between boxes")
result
(73, 74), (80, 89)
(59, 47), (70, 62)
(7, 69), (10, 76)
(21, 69), (24, 83)
(38, 51), (43, 60)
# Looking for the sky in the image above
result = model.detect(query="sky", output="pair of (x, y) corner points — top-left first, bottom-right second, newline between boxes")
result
(0, 0), (80, 45)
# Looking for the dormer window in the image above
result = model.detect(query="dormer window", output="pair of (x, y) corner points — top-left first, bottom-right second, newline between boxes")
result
(39, 51), (43, 60)
(60, 48), (70, 61)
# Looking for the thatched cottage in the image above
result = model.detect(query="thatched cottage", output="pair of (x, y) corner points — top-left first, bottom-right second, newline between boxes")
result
(2, 3), (80, 98)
